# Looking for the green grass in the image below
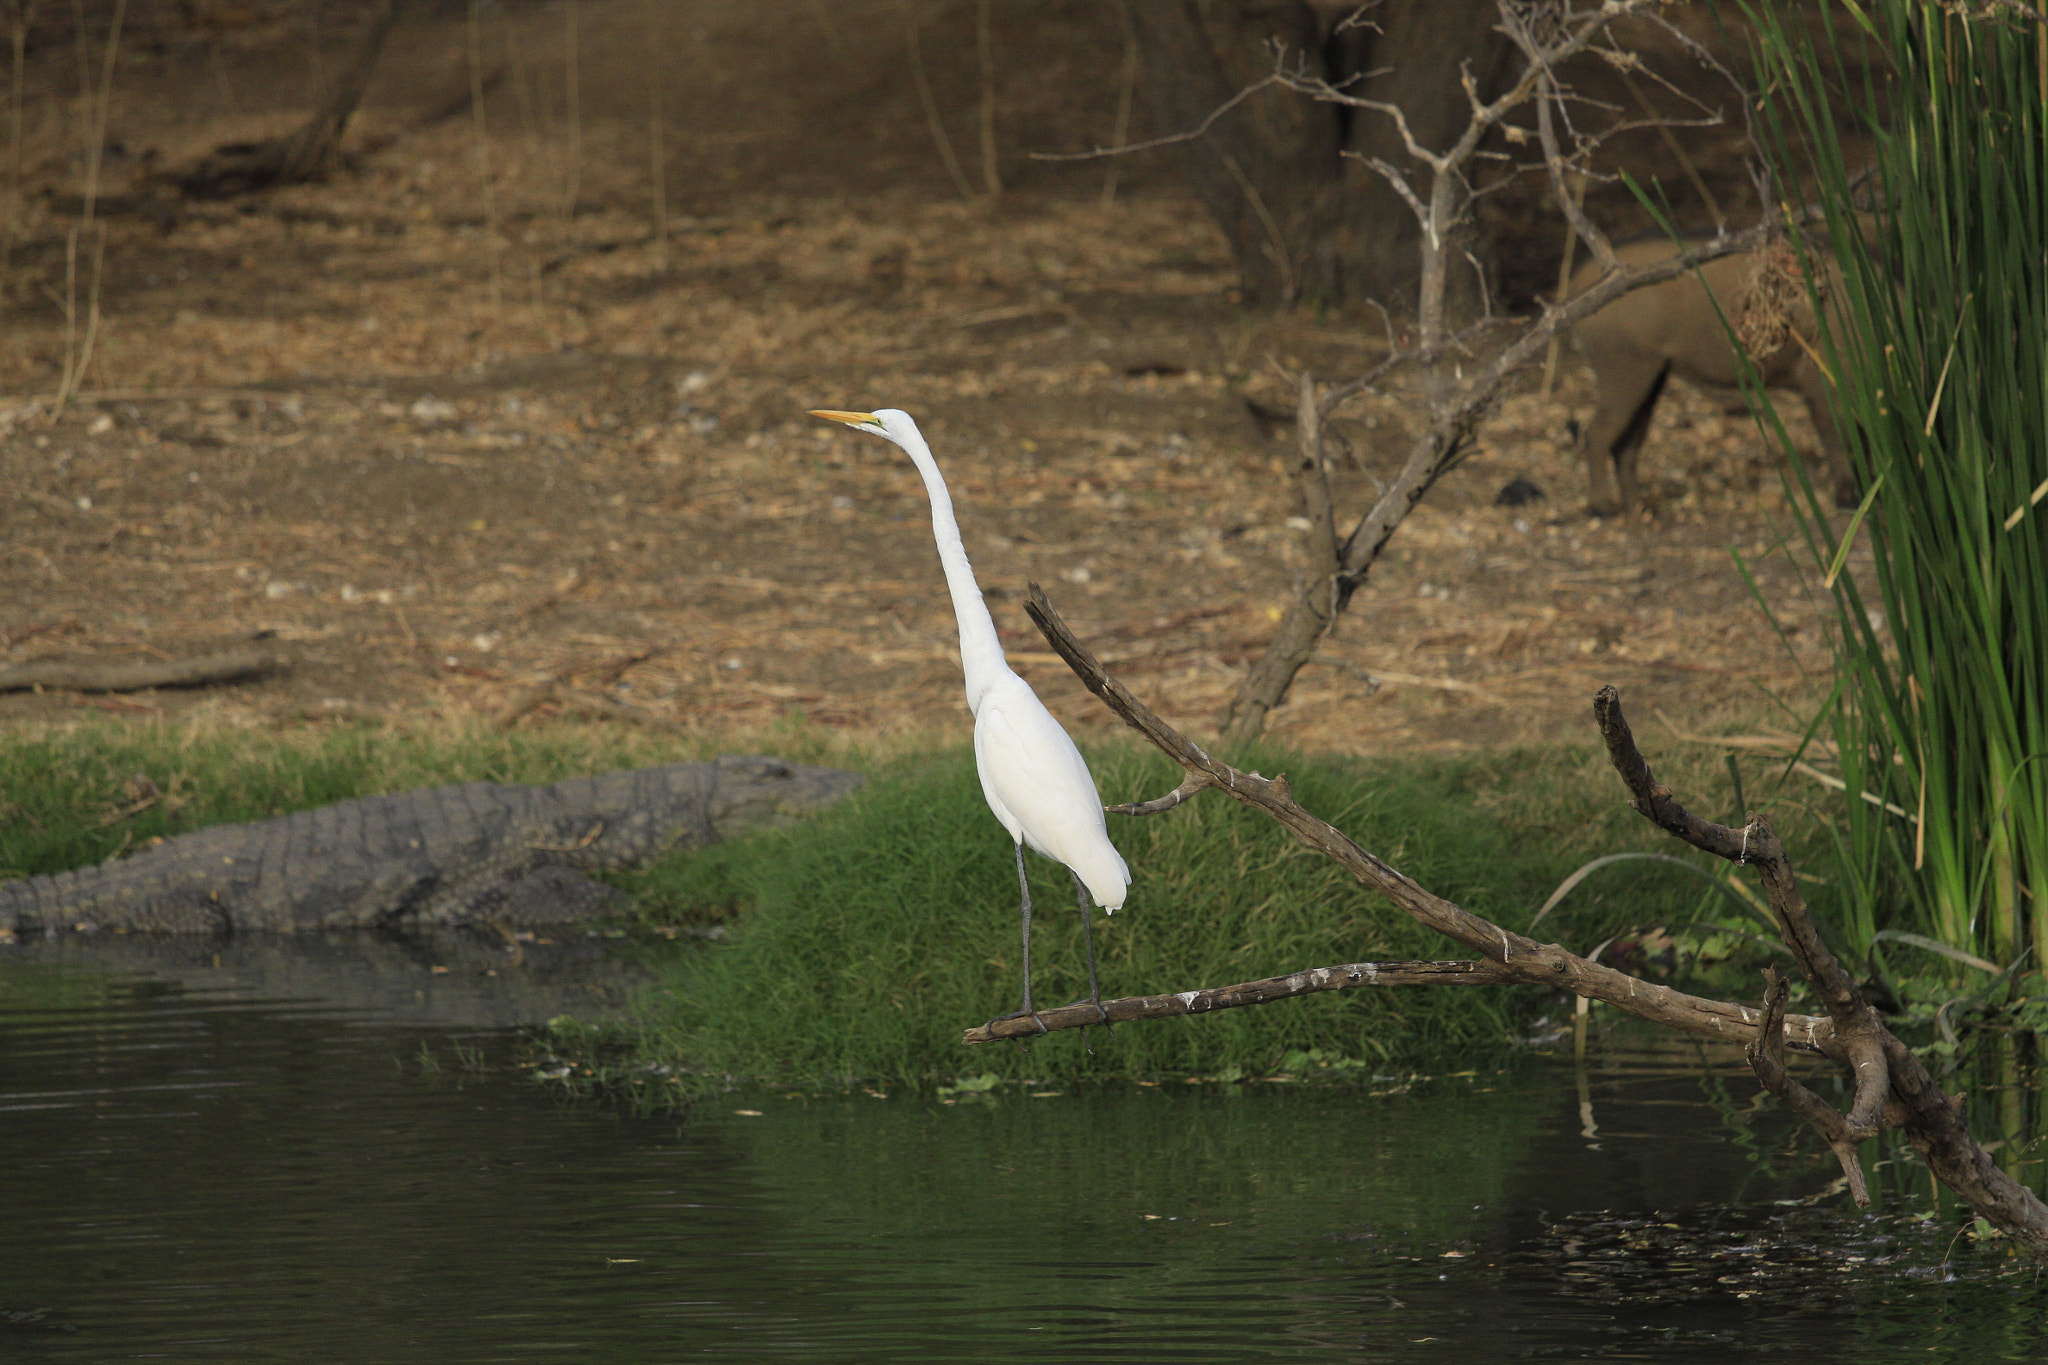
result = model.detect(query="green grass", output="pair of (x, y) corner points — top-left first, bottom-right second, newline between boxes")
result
(611, 740), (1850, 1087)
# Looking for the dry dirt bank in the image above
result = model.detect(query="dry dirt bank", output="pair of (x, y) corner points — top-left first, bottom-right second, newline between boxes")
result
(0, 1), (1850, 755)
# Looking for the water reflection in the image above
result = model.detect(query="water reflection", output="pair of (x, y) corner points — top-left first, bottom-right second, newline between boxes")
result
(3, 927), (651, 1027)
(2, 950), (2043, 1362)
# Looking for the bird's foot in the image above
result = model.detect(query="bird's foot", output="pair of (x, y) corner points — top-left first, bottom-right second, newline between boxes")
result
(1064, 997), (1112, 1028)
(986, 1007), (1049, 1037)
(1057, 996), (1112, 1053)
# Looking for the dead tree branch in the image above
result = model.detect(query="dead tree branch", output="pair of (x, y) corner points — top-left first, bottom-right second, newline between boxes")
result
(1591, 685), (2048, 1245)
(0, 647), (283, 693)
(964, 958), (1518, 1044)
(1747, 967), (1884, 1205)
(1022, 583), (1829, 1048)
(1596, 690), (1893, 1142)
(1011, 583), (2048, 1257)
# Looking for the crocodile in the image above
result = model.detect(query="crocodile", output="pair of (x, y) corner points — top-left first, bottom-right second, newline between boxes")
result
(1, 755), (863, 936)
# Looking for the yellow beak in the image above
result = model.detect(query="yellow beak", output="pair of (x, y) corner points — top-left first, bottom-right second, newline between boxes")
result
(809, 409), (878, 425)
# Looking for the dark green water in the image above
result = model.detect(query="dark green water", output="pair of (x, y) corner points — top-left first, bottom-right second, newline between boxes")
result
(3, 946), (2044, 1362)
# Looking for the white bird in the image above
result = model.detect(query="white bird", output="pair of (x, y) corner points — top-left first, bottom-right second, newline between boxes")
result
(811, 407), (1128, 1030)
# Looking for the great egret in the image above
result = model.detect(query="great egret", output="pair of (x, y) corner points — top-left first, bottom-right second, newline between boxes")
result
(810, 407), (1128, 1030)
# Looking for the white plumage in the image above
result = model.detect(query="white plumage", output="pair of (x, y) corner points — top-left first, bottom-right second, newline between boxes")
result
(973, 671), (1129, 911)
(811, 406), (1127, 1023)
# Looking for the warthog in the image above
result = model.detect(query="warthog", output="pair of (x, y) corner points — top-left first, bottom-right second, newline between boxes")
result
(1568, 238), (1859, 516)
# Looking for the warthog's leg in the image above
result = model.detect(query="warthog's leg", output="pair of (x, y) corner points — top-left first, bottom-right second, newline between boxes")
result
(1580, 352), (1671, 516)
(1792, 355), (1861, 509)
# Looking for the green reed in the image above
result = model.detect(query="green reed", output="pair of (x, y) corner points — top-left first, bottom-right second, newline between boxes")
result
(1749, 1), (2048, 977)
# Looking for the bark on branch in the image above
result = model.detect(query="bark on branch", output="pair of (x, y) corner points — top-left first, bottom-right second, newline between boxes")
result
(1595, 686), (1895, 1138)
(1590, 684), (2047, 1242)
(1014, 584), (2048, 1258)
(964, 958), (1517, 1044)
(1746, 967), (1891, 1206)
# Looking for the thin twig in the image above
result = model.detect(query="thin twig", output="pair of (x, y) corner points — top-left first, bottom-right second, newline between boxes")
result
(52, 0), (122, 415)
(561, 0), (581, 215)
(645, 0), (667, 270)
(905, 0), (974, 202)
(974, 0), (1000, 197)
(1539, 167), (1585, 396)
(467, 0), (500, 312)
(1029, 75), (1280, 162)
(1218, 150), (1293, 303)
(1619, 67), (1723, 233)
(1100, 1), (1139, 209)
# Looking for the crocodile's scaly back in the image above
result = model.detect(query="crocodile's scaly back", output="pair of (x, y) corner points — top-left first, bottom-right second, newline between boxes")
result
(1, 756), (863, 935)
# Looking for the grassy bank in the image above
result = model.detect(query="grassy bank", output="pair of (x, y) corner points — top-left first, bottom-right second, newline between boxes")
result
(610, 741), (1843, 1087)
(0, 719), (1849, 1087)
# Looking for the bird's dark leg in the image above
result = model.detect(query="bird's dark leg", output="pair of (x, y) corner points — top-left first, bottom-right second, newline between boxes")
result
(985, 841), (1047, 1036)
(1016, 841), (1036, 1017)
(1071, 868), (1110, 1027)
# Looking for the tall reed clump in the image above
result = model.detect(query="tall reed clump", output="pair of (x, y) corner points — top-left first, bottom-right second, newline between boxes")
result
(1749, 3), (2047, 978)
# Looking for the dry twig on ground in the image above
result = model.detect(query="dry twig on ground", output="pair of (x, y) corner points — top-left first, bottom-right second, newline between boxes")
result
(0, 647), (283, 693)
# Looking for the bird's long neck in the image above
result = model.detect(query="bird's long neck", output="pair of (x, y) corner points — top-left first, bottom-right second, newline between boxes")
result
(898, 429), (1009, 710)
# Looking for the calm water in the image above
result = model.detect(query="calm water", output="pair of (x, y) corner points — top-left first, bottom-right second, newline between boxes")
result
(3, 941), (2044, 1363)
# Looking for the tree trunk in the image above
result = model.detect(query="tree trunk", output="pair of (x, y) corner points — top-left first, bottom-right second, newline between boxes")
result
(172, 0), (403, 198)
(1324, 0), (1517, 312)
(1122, 0), (1332, 306)
(1123, 0), (1512, 310)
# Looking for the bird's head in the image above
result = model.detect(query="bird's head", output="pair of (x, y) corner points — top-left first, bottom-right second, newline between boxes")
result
(808, 407), (920, 448)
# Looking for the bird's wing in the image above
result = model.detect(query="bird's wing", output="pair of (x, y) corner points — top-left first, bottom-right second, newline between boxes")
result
(974, 675), (1128, 909)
